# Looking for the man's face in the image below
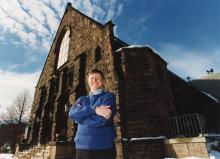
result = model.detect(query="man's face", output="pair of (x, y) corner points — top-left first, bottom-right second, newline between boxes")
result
(88, 73), (103, 91)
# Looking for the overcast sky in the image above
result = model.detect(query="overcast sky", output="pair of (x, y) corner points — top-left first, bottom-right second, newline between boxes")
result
(0, 0), (220, 113)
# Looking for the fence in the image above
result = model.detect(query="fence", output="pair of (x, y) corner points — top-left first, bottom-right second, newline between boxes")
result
(168, 113), (205, 138)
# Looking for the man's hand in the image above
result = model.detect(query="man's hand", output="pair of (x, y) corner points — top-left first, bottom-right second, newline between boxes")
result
(95, 105), (112, 119)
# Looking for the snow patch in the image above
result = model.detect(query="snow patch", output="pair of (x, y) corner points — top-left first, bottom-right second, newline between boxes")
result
(114, 44), (160, 55)
(210, 150), (220, 159)
(0, 154), (14, 159)
(165, 157), (206, 159)
(201, 91), (218, 102)
(122, 136), (166, 142)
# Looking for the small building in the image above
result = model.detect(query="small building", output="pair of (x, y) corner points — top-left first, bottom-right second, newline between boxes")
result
(0, 124), (26, 153)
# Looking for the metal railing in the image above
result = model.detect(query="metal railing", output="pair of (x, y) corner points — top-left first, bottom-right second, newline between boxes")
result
(168, 113), (205, 138)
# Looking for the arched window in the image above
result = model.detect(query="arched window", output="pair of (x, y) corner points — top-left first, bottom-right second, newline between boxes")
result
(39, 86), (47, 107)
(57, 29), (70, 69)
(95, 46), (101, 63)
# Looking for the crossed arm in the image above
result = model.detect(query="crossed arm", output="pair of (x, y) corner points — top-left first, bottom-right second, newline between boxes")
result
(68, 93), (116, 127)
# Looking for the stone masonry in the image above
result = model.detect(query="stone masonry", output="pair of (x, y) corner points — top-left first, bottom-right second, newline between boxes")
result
(16, 3), (220, 159)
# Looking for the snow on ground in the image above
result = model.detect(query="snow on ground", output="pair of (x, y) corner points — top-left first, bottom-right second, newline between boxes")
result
(210, 150), (220, 159)
(0, 154), (14, 159)
(0, 151), (220, 159)
(165, 157), (206, 159)
(164, 150), (220, 159)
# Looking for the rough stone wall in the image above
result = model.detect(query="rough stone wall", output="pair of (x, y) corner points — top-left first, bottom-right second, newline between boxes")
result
(123, 140), (165, 159)
(114, 47), (175, 158)
(116, 47), (174, 137)
(27, 4), (124, 158)
(165, 137), (209, 158)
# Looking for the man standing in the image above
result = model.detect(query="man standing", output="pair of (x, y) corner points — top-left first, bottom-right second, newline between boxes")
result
(69, 69), (117, 159)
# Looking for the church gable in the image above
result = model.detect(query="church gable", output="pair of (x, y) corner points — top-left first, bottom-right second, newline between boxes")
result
(37, 5), (114, 84)
(32, 3), (116, 114)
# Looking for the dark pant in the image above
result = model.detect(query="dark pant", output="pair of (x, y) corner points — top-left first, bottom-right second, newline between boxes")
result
(76, 146), (116, 159)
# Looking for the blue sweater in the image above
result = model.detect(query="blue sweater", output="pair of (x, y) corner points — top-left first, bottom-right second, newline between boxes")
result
(69, 90), (116, 150)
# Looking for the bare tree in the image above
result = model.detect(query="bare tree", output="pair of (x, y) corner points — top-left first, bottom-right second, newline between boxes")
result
(0, 89), (32, 125)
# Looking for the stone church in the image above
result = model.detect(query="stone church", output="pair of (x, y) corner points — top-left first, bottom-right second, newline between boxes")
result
(16, 3), (220, 159)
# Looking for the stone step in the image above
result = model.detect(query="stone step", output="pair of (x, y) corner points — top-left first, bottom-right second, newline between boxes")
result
(16, 145), (52, 159)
